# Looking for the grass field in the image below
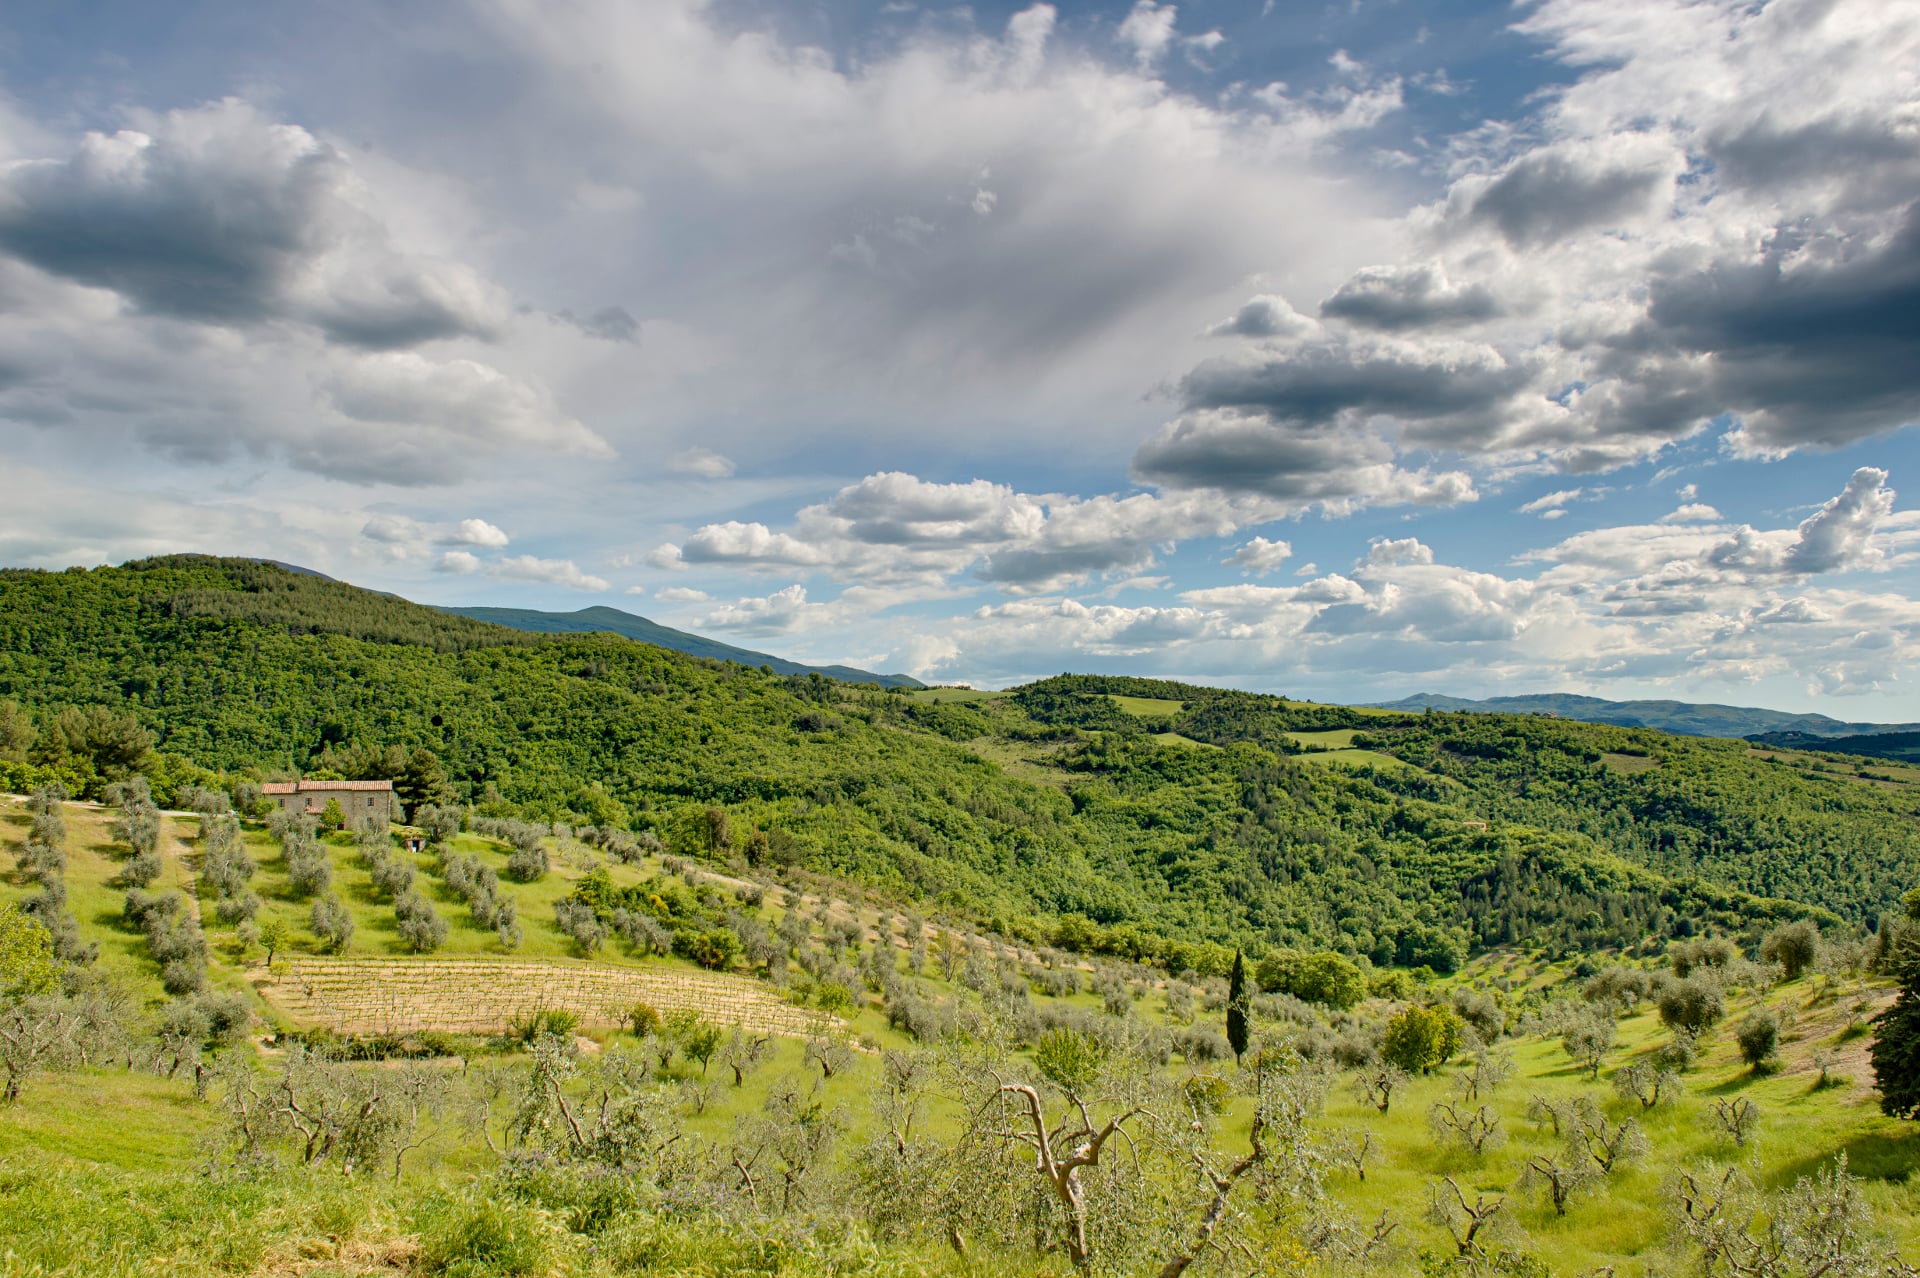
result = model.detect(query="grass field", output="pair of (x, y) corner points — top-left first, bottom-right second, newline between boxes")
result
(8, 796), (1920, 1274)
(1108, 695), (1185, 720)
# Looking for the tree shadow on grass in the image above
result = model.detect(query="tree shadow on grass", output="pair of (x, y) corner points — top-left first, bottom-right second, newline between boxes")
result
(1769, 1127), (1920, 1186)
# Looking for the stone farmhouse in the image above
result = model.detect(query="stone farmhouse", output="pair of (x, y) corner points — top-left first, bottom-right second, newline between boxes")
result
(262, 779), (394, 823)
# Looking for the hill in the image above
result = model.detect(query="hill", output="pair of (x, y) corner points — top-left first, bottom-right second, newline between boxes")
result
(1747, 729), (1920, 765)
(442, 604), (924, 688)
(0, 558), (1911, 970)
(1373, 691), (1920, 740)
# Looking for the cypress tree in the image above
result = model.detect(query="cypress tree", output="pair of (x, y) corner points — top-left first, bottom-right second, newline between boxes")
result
(1872, 894), (1920, 1117)
(1226, 950), (1250, 1063)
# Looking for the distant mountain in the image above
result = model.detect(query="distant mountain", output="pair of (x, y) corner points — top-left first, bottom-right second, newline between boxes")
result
(441, 605), (924, 689)
(1372, 692), (1920, 741)
(1746, 729), (1920, 764)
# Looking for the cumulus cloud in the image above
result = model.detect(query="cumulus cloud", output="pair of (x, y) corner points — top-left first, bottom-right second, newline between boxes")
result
(658, 470), (1280, 594)
(435, 550), (483, 574)
(899, 466), (1920, 697)
(1223, 536), (1292, 575)
(0, 99), (509, 348)
(491, 555), (610, 591)
(1141, 0), (1920, 496)
(1204, 295), (1317, 339)
(1319, 262), (1503, 331)
(700, 584), (816, 634)
(654, 586), (711, 603)
(449, 518), (510, 548)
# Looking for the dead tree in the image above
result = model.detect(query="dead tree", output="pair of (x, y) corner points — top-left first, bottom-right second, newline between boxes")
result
(1351, 1063), (1408, 1114)
(1429, 1100), (1505, 1155)
(1427, 1176), (1506, 1258)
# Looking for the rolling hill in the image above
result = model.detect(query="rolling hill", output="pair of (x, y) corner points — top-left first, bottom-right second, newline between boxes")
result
(442, 604), (924, 688)
(1373, 691), (1920, 741)
(1, 556), (1912, 972)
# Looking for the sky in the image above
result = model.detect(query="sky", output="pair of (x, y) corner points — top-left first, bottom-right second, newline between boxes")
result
(0, 0), (1917, 715)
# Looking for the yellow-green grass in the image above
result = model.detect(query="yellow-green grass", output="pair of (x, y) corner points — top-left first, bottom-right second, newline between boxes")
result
(1109, 695), (1185, 720)
(1297, 747), (1416, 772)
(1151, 732), (1217, 749)
(1288, 728), (1359, 748)
(1601, 751), (1660, 774)
(0, 803), (205, 1006)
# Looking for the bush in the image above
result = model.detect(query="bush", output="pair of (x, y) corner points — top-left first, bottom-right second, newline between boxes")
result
(1381, 1004), (1463, 1074)
(1761, 922), (1820, 981)
(505, 844), (549, 883)
(1658, 977), (1727, 1033)
(396, 891), (449, 953)
(1737, 1010), (1780, 1070)
(1255, 948), (1366, 1010)
(311, 893), (355, 952)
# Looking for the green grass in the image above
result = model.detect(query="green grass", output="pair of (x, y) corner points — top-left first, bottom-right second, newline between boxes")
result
(1108, 695), (1185, 720)
(1601, 752), (1659, 774)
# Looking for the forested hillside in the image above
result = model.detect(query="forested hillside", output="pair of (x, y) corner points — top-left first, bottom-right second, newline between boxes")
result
(0, 558), (1889, 974)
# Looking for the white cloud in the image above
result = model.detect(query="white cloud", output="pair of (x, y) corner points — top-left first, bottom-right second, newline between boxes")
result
(1519, 489), (1585, 516)
(449, 518), (510, 548)
(700, 584), (817, 635)
(1363, 537), (1435, 567)
(1223, 536), (1293, 575)
(491, 554), (610, 591)
(435, 550), (483, 574)
(655, 586), (712, 603)
(667, 448), (737, 479)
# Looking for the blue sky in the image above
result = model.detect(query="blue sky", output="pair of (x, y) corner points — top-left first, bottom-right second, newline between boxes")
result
(1, 0), (1917, 715)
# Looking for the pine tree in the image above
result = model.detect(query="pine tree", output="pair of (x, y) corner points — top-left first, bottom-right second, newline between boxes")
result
(1226, 950), (1250, 1063)
(1872, 904), (1920, 1118)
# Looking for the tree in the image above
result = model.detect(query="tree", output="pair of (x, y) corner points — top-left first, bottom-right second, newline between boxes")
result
(1225, 951), (1250, 1063)
(1872, 922), (1920, 1118)
(1658, 976), (1727, 1034)
(1736, 1010), (1779, 1071)
(0, 904), (59, 1000)
(257, 917), (287, 967)
(1381, 1004), (1463, 1074)
(1562, 1009), (1617, 1080)
(396, 747), (455, 821)
(1254, 948), (1366, 1010)
(1761, 921), (1820, 981)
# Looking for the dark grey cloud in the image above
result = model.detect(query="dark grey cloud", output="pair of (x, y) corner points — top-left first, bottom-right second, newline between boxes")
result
(1319, 262), (1503, 330)
(1176, 342), (1533, 427)
(1131, 410), (1473, 506)
(1458, 144), (1672, 248)
(0, 100), (506, 350)
(1639, 203), (1920, 451)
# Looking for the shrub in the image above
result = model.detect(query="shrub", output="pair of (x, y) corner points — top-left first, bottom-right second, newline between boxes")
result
(1381, 1004), (1463, 1074)
(396, 891), (449, 953)
(1658, 977), (1726, 1033)
(1737, 1010), (1780, 1070)
(505, 844), (549, 883)
(1255, 948), (1366, 1010)
(1761, 922), (1820, 981)
(311, 893), (355, 952)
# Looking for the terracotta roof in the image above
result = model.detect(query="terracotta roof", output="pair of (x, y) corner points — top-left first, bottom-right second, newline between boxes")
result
(262, 779), (394, 794)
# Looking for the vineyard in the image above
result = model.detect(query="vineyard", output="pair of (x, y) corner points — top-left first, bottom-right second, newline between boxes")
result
(262, 954), (837, 1037)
